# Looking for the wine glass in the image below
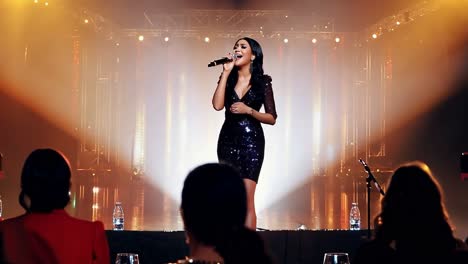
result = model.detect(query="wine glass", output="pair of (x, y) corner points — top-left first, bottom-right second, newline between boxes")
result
(323, 252), (350, 264)
(115, 253), (139, 264)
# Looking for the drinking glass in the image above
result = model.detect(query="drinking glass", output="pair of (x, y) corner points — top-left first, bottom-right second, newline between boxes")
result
(322, 252), (350, 264)
(115, 253), (139, 264)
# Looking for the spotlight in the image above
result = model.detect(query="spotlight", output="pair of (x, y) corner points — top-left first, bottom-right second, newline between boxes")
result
(84, 19), (89, 24)
(283, 38), (289, 43)
(34, 0), (38, 3)
(164, 36), (170, 42)
(44, 2), (48, 6)
(204, 37), (210, 43)
(335, 37), (341, 43)
(396, 21), (401, 25)
(312, 38), (317, 44)
(138, 35), (144, 42)
(372, 33), (378, 39)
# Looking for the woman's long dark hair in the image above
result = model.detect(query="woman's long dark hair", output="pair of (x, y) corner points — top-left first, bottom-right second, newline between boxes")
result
(19, 149), (71, 213)
(181, 163), (272, 264)
(226, 37), (271, 96)
(374, 161), (455, 252)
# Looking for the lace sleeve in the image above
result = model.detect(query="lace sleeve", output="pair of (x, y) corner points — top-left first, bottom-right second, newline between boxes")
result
(263, 75), (277, 120)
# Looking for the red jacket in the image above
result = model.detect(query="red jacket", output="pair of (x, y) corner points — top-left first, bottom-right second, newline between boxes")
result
(0, 209), (110, 264)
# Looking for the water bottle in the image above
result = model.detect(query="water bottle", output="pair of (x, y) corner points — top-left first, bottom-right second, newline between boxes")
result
(349, 202), (361, 230)
(113, 202), (124, 231)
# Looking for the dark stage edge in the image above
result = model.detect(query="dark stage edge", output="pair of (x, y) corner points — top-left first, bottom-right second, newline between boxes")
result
(106, 229), (369, 264)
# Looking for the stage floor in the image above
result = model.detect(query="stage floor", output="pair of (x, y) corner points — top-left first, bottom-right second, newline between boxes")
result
(70, 170), (383, 232)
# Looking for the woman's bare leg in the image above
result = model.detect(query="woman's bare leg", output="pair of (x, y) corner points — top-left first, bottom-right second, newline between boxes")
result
(243, 179), (257, 230)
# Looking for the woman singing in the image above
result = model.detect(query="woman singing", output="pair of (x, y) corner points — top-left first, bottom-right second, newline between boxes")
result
(212, 37), (277, 230)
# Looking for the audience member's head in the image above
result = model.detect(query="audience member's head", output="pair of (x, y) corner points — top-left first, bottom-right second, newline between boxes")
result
(375, 161), (455, 251)
(19, 148), (71, 213)
(181, 163), (246, 245)
(181, 163), (272, 264)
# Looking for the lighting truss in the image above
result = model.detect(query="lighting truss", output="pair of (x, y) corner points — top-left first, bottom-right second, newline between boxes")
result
(361, 0), (442, 41)
(80, 9), (337, 40)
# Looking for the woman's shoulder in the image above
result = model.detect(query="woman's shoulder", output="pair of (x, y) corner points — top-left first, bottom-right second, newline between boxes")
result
(57, 210), (105, 230)
(0, 214), (28, 229)
(71, 217), (105, 230)
(262, 74), (272, 84)
(253, 74), (272, 91)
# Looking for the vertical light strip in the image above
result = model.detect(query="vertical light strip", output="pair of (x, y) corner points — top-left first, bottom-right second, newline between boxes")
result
(164, 74), (173, 178)
(131, 183), (145, 230)
(340, 191), (349, 229)
(311, 46), (322, 173)
(282, 44), (291, 177)
(326, 190), (334, 229)
(133, 104), (146, 174)
(71, 36), (80, 137)
(92, 186), (100, 222)
(133, 42), (146, 174)
(178, 73), (187, 175)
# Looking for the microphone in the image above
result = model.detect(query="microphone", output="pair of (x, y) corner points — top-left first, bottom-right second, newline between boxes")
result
(358, 158), (385, 195)
(208, 54), (238, 67)
(359, 159), (371, 172)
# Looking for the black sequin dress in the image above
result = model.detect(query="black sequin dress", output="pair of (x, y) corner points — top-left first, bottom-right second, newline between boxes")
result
(217, 75), (277, 183)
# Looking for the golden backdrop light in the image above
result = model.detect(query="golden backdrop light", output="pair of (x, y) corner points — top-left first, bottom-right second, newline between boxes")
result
(3, 2), (466, 231)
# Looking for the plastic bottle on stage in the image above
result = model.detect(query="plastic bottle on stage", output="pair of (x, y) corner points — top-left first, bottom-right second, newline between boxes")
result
(349, 202), (361, 230)
(113, 202), (125, 231)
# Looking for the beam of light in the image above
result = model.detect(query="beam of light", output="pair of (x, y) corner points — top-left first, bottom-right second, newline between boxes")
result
(1, 3), (466, 231)
(132, 104), (146, 175)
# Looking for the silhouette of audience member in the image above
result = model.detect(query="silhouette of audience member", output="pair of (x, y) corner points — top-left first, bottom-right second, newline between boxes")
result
(176, 163), (273, 264)
(0, 148), (110, 264)
(354, 161), (468, 264)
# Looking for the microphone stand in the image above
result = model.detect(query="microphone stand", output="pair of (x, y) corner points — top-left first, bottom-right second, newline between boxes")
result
(358, 159), (385, 239)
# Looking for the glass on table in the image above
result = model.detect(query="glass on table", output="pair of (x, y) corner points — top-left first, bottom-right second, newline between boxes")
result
(115, 253), (139, 264)
(323, 252), (350, 264)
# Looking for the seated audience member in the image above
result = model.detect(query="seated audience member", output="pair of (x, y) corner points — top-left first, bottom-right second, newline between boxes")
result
(354, 161), (468, 264)
(176, 163), (273, 264)
(0, 148), (110, 264)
